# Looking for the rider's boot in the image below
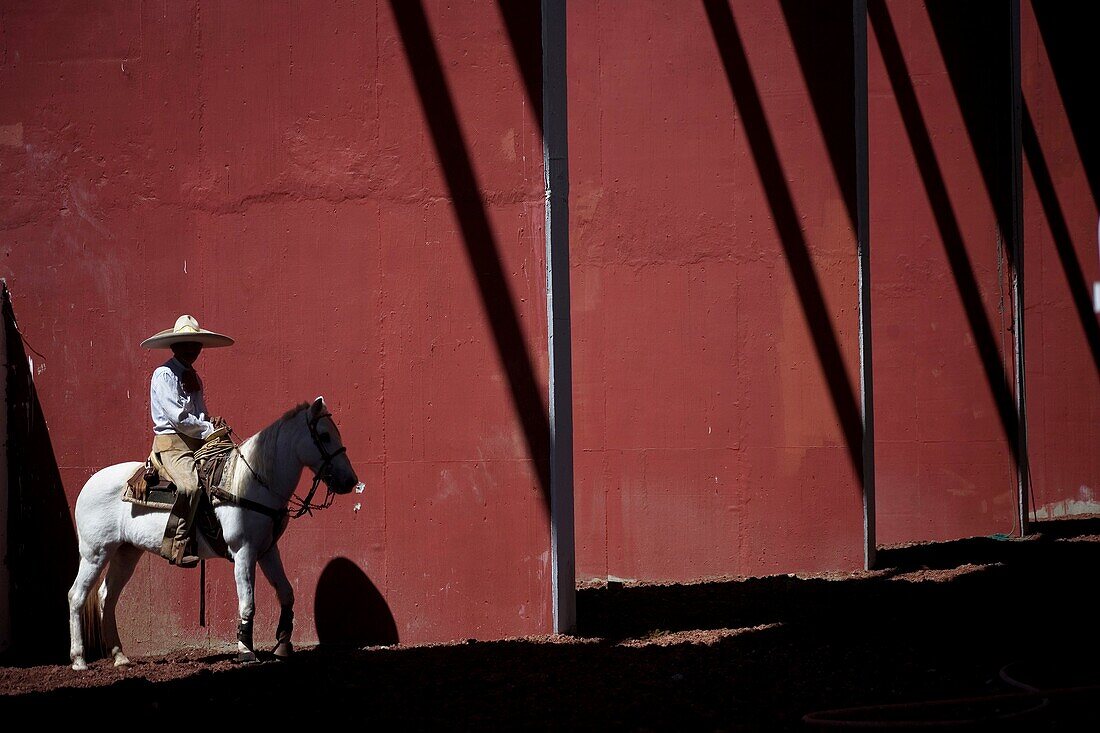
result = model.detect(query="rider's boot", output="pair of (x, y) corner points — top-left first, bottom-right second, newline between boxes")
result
(161, 523), (199, 567)
(162, 488), (201, 567)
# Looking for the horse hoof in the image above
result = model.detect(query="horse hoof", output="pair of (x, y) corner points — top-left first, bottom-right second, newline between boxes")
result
(273, 641), (293, 659)
(236, 650), (259, 664)
(113, 654), (131, 668)
(71, 659), (88, 671)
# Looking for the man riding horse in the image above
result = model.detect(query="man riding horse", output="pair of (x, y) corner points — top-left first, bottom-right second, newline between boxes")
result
(140, 314), (233, 567)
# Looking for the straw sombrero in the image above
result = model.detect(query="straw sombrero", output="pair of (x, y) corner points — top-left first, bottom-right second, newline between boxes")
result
(140, 315), (235, 349)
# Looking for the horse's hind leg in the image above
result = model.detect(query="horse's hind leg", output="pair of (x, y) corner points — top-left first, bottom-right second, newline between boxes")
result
(259, 546), (294, 658)
(68, 552), (108, 671)
(101, 544), (142, 667)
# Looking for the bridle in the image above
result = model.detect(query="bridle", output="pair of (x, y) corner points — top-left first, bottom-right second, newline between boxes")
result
(229, 410), (349, 519)
(293, 410), (349, 517)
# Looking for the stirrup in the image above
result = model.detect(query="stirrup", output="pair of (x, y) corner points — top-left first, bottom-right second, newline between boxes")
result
(166, 540), (200, 568)
(172, 551), (200, 568)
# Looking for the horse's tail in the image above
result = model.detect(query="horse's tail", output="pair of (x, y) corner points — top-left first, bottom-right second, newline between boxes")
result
(80, 580), (106, 661)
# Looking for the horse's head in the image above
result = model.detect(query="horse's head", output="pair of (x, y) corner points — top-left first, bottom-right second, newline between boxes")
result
(300, 396), (360, 494)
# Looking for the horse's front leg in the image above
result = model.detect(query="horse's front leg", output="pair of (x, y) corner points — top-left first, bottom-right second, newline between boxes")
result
(232, 550), (259, 663)
(259, 545), (294, 659)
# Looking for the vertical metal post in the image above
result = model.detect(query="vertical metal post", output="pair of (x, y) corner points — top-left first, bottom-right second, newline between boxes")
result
(1009, 0), (1030, 536)
(542, 0), (575, 633)
(199, 560), (206, 627)
(0, 282), (9, 653)
(854, 0), (877, 569)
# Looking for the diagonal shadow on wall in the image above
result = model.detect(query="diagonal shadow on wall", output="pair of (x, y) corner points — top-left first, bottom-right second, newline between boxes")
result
(925, 1), (1016, 268)
(494, 1), (543, 135)
(702, 0), (866, 486)
(387, 1), (551, 507)
(1, 284), (78, 665)
(1031, 3), (1100, 210)
(1022, 104), (1100, 382)
(868, 0), (1020, 465)
(778, 0), (858, 231)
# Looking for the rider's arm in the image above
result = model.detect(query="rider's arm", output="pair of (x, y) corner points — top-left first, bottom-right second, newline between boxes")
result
(151, 368), (215, 440)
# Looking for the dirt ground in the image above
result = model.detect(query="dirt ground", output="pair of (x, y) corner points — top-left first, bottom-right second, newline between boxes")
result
(3, 521), (1099, 730)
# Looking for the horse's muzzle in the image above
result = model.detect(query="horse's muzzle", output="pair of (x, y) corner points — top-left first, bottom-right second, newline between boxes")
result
(328, 472), (360, 495)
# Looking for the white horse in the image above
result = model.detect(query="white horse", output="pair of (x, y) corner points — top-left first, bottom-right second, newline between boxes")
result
(67, 396), (359, 670)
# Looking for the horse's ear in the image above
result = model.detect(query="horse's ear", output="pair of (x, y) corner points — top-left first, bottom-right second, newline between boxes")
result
(310, 396), (326, 415)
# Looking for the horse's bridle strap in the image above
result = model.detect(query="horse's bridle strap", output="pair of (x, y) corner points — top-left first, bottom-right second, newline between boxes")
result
(306, 410), (346, 489)
(210, 485), (285, 520)
(307, 411), (347, 463)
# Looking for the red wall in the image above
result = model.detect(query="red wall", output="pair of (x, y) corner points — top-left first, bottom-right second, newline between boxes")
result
(1, 0), (550, 652)
(2, 0), (1095, 654)
(569, 0), (866, 581)
(868, 0), (1019, 544)
(1021, 1), (1100, 520)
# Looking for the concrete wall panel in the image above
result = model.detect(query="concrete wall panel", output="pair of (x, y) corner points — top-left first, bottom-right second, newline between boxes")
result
(569, 0), (865, 582)
(868, 0), (1019, 544)
(1021, 1), (1100, 520)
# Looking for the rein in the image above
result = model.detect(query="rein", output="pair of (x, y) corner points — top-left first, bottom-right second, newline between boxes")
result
(201, 411), (345, 520)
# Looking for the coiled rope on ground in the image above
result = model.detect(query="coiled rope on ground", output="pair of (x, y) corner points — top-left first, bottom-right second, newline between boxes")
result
(802, 661), (1100, 729)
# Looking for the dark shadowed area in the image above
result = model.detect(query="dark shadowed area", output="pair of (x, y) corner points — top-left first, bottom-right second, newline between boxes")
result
(1, 286), (79, 667)
(3, 522), (1098, 730)
(314, 557), (399, 648)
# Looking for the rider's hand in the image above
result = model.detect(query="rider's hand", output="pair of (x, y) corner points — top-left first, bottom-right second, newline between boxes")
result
(205, 425), (229, 442)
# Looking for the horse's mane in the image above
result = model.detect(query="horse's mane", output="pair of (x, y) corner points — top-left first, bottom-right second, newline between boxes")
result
(279, 402), (311, 423)
(247, 402), (310, 479)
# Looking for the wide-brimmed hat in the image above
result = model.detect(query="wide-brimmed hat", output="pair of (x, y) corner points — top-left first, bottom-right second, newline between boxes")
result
(140, 315), (235, 349)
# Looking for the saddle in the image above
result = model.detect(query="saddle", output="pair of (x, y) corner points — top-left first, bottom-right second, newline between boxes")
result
(123, 451), (234, 558)
(123, 452), (232, 507)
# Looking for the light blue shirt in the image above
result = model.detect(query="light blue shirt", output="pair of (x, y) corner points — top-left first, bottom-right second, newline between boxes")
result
(150, 357), (214, 439)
